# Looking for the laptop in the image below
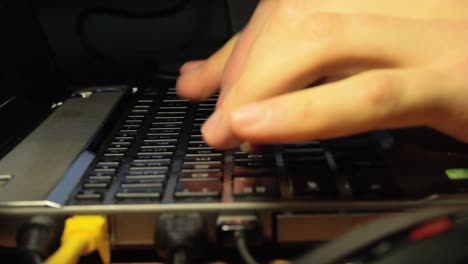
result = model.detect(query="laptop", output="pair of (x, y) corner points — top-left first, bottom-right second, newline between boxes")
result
(1, 0), (468, 251)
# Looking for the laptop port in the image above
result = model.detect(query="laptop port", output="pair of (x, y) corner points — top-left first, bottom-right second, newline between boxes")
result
(216, 215), (261, 246)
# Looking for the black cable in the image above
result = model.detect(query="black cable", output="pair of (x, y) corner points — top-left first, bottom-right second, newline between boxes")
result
(155, 213), (207, 264)
(16, 216), (62, 264)
(172, 249), (188, 264)
(235, 230), (260, 264)
(75, 0), (190, 77)
(21, 252), (42, 264)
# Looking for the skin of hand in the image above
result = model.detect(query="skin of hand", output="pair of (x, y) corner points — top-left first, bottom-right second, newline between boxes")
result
(176, 0), (468, 149)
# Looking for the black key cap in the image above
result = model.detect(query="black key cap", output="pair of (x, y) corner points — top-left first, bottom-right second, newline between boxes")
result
(180, 170), (223, 181)
(288, 168), (338, 199)
(137, 153), (173, 160)
(156, 111), (186, 116)
(234, 160), (276, 168)
(125, 174), (166, 180)
(144, 138), (178, 144)
(132, 159), (171, 167)
(234, 153), (275, 159)
(119, 129), (138, 135)
(184, 154), (223, 162)
(348, 169), (400, 200)
(233, 177), (278, 197)
(146, 133), (180, 140)
(233, 166), (276, 176)
(188, 141), (210, 148)
(122, 178), (166, 187)
(96, 161), (120, 169)
(154, 117), (185, 122)
(115, 187), (162, 199)
(149, 128), (182, 133)
(128, 167), (169, 175)
(174, 181), (222, 198)
(82, 181), (110, 189)
(182, 162), (223, 170)
(88, 175), (113, 181)
(90, 169), (116, 176)
(103, 153), (125, 158)
(106, 147), (127, 154)
(186, 149), (222, 155)
(76, 190), (103, 200)
(120, 182), (163, 188)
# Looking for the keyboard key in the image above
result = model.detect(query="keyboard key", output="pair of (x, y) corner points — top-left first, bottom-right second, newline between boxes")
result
(128, 167), (168, 176)
(182, 161), (223, 170)
(180, 170), (223, 181)
(233, 166), (276, 176)
(82, 181), (110, 189)
(156, 111), (186, 116)
(148, 127), (182, 133)
(76, 190), (103, 200)
(348, 169), (400, 200)
(233, 152), (274, 159)
(233, 177), (278, 197)
(106, 147), (127, 153)
(184, 154), (223, 162)
(127, 115), (145, 119)
(103, 153), (124, 158)
(137, 153), (173, 160)
(188, 141), (210, 148)
(90, 169), (116, 176)
(160, 106), (188, 110)
(96, 161), (120, 169)
(115, 187), (162, 199)
(112, 139), (133, 144)
(88, 175), (113, 181)
(234, 160), (276, 168)
(125, 174), (167, 180)
(143, 139), (178, 144)
(174, 181), (222, 198)
(132, 159), (171, 167)
(134, 105), (151, 109)
(151, 122), (183, 129)
(120, 182), (163, 188)
(289, 168), (338, 199)
(119, 129), (138, 134)
(139, 147), (175, 154)
(186, 149), (222, 155)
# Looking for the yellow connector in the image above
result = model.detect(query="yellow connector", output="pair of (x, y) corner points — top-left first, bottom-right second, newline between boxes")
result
(45, 215), (110, 264)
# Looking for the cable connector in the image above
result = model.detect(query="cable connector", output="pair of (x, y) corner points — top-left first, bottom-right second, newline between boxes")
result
(155, 213), (207, 264)
(16, 216), (62, 264)
(217, 215), (261, 264)
(45, 215), (110, 264)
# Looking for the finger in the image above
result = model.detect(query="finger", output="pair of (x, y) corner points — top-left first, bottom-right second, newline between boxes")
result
(203, 13), (460, 148)
(176, 35), (238, 100)
(179, 60), (205, 74)
(218, 0), (277, 106)
(229, 69), (441, 143)
(426, 62), (468, 142)
(176, 0), (275, 101)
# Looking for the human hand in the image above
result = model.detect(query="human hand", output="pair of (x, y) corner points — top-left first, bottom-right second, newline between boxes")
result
(177, 0), (468, 148)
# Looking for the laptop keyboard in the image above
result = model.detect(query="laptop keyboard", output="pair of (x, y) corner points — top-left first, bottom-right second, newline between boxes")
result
(70, 87), (401, 205)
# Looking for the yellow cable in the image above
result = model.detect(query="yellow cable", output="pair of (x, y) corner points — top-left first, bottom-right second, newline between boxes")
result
(45, 215), (110, 264)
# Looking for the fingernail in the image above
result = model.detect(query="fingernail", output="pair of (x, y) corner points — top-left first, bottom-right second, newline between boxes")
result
(232, 103), (267, 129)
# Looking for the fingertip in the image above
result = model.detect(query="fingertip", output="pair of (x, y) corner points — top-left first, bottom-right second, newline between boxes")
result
(201, 110), (242, 150)
(179, 60), (205, 74)
(176, 67), (211, 100)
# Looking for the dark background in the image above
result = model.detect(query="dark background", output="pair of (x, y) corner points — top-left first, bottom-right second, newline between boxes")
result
(33, 0), (232, 82)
